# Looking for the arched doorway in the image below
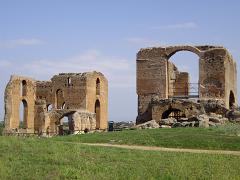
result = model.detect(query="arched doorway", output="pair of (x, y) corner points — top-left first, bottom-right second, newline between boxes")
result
(162, 108), (186, 120)
(95, 100), (100, 129)
(58, 114), (74, 135)
(19, 99), (28, 128)
(229, 91), (235, 108)
(167, 50), (200, 98)
(56, 89), (64, 109)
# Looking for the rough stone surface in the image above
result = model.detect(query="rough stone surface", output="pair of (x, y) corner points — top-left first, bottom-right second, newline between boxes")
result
(227, 110), (240, 121)
(197, 114), (209, 128)
(4, 72), (108, 136)
(160, 125), (171, 128)
(159, 118), (177, 125)
(135, 120), (160, 129)
(136, 45), (238, 125)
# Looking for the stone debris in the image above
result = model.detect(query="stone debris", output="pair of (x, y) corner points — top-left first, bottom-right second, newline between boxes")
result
(135, 120), (160, 129)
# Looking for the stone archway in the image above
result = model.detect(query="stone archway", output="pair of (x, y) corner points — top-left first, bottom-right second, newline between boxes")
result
(166, 47), (201, 98)
(161, 108), (186, 120)
(56, 111), (75, 135)
(166, 46), (201, 59)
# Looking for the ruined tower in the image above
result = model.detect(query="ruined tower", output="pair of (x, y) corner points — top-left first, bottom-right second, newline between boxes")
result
(4, 71), (108, 135)
(136, 45), (237, 124)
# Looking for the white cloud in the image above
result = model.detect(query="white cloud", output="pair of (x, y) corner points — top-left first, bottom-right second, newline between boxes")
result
(151, 22), (197, 30)
(14, 50), (135, 88)
(0, 38), (44, 48)
(126, 37), (163, 47)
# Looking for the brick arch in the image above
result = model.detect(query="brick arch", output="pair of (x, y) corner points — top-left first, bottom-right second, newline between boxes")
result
(152, 100), (202, 121)
(160, 102), (188, 118)
(166, 46), (201, 59)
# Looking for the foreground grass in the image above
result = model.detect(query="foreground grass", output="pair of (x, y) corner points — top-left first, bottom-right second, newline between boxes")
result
(0, 137), (240, 180)
(54, 126), (240, 151)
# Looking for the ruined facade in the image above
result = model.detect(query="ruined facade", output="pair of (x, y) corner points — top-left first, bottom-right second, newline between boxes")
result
(136, 45), (237, 124)
(4, 71), (108, 135)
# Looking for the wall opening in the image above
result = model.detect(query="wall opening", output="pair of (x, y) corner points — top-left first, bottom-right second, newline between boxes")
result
(162, 108), (186, 120)
(58, 114), (74, 135)
(95, 100), (100, 129)
(168, 51), (199, 98)
(96, 78), (100, 95)
(56, 89), (64, 109)
(67, 77), (71, 86)
(62, 102), (66, 109)
(19, 100), (28, 128)
(47, 104), (53, 112)
(21, 80), (27, 96)
(229, 91), (235, 108)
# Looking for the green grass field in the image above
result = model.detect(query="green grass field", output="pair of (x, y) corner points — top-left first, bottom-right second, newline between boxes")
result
(0, 137), (240, 180)
(54, 124), (240, 151)
(1, 124), (240, 179)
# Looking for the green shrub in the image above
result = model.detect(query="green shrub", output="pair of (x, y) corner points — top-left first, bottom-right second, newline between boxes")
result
(0, 121), (4, 136)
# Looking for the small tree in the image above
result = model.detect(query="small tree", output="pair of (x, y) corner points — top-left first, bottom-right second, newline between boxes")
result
(0, 121), (4, 136)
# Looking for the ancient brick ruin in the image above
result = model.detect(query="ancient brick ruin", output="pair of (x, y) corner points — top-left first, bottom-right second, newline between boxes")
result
(136, 45), (237, 125)
(4, 72), (108, 136)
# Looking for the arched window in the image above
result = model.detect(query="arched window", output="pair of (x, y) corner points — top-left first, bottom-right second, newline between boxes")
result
(21, 80), (27, 96)
(96, 78), (100, 95)
(95, 100), (100, 129)
(62, 102), (66, 109)
(19, 100), (28, 128)
(56, 89), (64, 109)
(67, 77), (71, 86)
(47, 104), (53, 112)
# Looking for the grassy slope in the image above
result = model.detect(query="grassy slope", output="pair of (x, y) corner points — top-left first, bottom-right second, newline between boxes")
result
(54, 127), (240, 151)
(0, 137), (240, 180)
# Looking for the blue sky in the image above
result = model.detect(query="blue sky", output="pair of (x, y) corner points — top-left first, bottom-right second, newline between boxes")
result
(0, 0), (240, 121)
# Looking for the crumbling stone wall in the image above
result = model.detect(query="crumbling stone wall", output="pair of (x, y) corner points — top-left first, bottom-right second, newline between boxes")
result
(4, 71), (108, 135)
(4, 76), (36, 133)
(136, 45), (237, 124)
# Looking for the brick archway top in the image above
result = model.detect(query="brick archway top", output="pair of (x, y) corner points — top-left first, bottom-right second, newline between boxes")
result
(137, 45), (224, 60)
(165, 45), (201, 58)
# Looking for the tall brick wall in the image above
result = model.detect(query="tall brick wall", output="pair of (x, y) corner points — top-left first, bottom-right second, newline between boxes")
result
(4, 71), (108, 134)
(136, 45), (237, 124)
